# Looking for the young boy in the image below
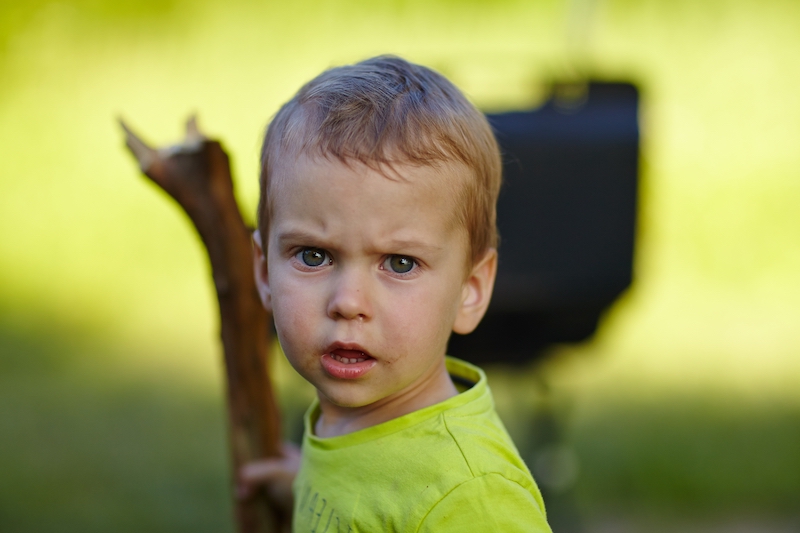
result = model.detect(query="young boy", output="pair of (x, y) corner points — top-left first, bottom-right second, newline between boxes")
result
(244, 55), (552, 532)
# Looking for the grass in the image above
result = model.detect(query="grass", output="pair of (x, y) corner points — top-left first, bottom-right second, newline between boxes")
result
(0, 321), (234, 533)
(570, 398), (800, 517)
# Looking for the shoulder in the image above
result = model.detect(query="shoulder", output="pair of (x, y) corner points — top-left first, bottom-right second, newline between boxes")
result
(438, 383), (537, 495)
(416, 473), (552, 533)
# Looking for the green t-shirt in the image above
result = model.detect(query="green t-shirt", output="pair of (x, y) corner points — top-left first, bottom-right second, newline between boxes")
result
(292, 357), (552, 533)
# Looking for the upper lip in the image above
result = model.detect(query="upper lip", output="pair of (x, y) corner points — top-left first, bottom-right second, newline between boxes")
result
(324, 341), (374, 359)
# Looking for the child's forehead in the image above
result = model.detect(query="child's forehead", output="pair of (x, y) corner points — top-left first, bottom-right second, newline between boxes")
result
(270, 151), (469, 198)
(269, 152), (470, 241)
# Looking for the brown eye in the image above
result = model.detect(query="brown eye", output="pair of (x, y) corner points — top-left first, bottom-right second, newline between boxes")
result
(386, 255), (415, 274)
(300, 248), (327, 267)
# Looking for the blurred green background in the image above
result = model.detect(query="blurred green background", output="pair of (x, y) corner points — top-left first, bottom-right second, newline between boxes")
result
(1, 0), (799, 531)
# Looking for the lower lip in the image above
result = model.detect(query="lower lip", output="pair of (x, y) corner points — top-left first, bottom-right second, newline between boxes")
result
(320, 353), (377, 380)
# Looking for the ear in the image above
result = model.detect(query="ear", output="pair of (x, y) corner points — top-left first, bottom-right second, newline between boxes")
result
(453, 248), (497, 335)
(252, 229), (272, 311)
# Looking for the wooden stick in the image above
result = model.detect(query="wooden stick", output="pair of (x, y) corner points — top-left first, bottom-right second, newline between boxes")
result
(120, 117), (283, 533)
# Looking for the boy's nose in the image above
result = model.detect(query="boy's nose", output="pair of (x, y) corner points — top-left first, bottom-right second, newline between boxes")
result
(326, 268), (372, 321)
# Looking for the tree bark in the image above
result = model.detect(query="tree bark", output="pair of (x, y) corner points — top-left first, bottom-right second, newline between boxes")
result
(120, 117), (283, 533)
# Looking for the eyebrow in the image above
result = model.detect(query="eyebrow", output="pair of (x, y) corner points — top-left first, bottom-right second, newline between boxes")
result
(275, 229), (326, 248)
(383, 239), (443, 255)
(275, 230), (443, 255)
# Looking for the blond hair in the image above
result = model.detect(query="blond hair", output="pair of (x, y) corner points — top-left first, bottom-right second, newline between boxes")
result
(257, 55), (501, 264)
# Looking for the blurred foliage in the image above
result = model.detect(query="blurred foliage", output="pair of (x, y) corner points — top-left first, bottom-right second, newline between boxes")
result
(1, 0), (799, 531)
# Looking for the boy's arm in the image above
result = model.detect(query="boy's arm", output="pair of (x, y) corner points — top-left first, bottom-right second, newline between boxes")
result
(417, 473), (552, 533)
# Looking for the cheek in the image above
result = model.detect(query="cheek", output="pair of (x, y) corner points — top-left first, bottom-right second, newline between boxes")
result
(273, 305), (320, 380)
(270, 277), (319, 349)
(381, 285), (460, 347)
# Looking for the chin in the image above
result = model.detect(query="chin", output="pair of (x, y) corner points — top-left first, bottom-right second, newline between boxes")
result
(321, 388), (379, 409)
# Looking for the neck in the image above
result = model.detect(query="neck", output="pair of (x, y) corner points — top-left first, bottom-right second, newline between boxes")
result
(314, 359), (458, 438)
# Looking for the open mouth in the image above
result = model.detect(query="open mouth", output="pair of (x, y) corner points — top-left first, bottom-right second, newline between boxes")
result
(321, 345), (377, 379)
(329, 349), (370, 364)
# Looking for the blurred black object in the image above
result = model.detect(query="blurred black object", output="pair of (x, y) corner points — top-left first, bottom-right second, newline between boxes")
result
(449, 82), (639, 364)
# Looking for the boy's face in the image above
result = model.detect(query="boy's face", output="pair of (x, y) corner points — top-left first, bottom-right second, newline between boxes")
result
(254, 154), (496, 416)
